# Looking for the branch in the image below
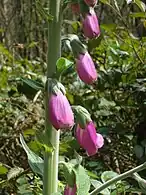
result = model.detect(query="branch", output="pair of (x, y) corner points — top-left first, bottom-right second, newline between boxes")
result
(90, 162), (146, 195)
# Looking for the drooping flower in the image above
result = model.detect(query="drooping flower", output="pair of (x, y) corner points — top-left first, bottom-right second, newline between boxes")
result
(64, 184), (77, 195)
(84, 0), (97, 7)
(82, 10), (100, 38)
(76, 121), (104, 156)
(70, 3), (80, 14)
(49, 91), (74, 130)
(76, 52), (97, 84)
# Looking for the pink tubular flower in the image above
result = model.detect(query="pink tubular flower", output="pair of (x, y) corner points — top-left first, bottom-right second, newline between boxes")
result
(76, 52), (97, 84)
(64, 184), (77, 195)
(84, 0), (97, 7)
(76, 121), (104, 156)
(49, 92), (74, 130)
(82, 10), (100, 39)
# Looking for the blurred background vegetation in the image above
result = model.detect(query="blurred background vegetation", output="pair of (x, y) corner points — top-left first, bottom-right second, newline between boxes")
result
(0, 0), (146, 194)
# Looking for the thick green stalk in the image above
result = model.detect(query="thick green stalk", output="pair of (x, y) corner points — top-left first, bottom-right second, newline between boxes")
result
(90, 162), (146, 195)
(43, 0), (62, 195)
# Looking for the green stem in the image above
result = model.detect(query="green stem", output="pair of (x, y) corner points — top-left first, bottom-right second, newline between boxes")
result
(90, 162), (146, 195)
(43, 0), (62, 195)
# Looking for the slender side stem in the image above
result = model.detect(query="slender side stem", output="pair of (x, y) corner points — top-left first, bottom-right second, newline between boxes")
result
(90, 162), (146, 195)
(43, 0), (62, 195)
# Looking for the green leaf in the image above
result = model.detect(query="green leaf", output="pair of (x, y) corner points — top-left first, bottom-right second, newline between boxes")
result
(59, 138), (80, 155)
(134, 0), (146, 12)
(56, 57), (73, 74)
(0, 164), (8, 175)
(134, 145), (144, 159)
(20, 134), (44, 176)
(20, 77), (44, 91)
(74, 150), (82, 165)
(101, 171), (119, 190)
(130, 12), (146, 18)
(72, 21), (81, 33)
(99, 97), (116, 108)
(101, 24), (117, 31)
(36, 131), (54, 153)
(17, 182), (33, 195)
(23, 129), (36, 137)
(88, 35), (103, 51)
(99, 0), (110, 4)
(90, 179), (110, 195)
(60, 162), (75, 187)
(87, 171), (98, 179)
(87, 161), (98, 168)
(7, 167), (24, 180)
(73, 165), (90, 195)
(51, 193), (62, 195)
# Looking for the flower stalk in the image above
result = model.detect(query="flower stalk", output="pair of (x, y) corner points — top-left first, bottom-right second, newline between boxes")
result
(90, 162), (146, 195)
(43, 0), (62, 194)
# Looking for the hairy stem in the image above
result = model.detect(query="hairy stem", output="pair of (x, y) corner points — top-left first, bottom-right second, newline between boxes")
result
(43, 0), (62, 194)
(90, 162), (146, 195)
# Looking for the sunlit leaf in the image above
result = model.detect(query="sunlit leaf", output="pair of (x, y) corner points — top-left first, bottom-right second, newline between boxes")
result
(20, 134), (44, 176)
(56, 57), (74, 75)
(134, 0), (146, 12)
(7, 167), (24, 180)
(101, 171), (120, 190)
(99, 0), (110, 4)
(130, 12), (146, 18)
(0, 164), (8, 175)
(73, 165), (90, 195)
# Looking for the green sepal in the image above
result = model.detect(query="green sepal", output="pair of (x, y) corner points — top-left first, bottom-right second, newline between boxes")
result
(47, 78), (66, 95)
(70, 38), (87, 58)
(72, 106), (91, 128)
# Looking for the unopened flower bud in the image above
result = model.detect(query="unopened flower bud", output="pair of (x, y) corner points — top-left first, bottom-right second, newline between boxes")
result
(76, 52), (97, 84)
(48, 79), (74, 130)
(82, 9), (100, 38)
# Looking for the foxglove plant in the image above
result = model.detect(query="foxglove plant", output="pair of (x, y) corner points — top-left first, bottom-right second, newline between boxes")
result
(76, 122), (104, 156)
(48, 80), (74, 130)
(70, 39), (98, 84)
(49, 92), (74, 130)
(72, 106), (104, 156)
(20, 1), (146, 195)
(76, 52), (98, 84)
